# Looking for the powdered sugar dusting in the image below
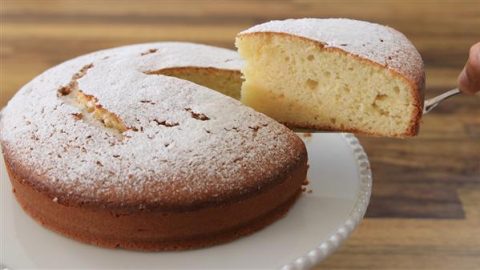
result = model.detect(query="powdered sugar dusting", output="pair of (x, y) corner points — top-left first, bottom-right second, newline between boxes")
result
(239, 18), (424, 84)
(113, 42), (243, 72)
(0, 42), (304, 208)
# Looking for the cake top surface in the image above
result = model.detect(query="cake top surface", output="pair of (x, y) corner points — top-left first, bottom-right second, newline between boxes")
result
(239, 18), (424, 84)
(102, 41), (243, 71)
(0, 42), (304, 210)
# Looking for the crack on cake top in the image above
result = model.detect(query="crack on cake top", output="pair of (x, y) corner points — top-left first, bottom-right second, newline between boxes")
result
(57, 64), (130, 135)
(185, 108), (210, 121)
(140, 48), (158, 56)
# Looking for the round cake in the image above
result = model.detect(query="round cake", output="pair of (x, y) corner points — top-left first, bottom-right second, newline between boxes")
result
(0, 42), (308, 250)
(236, 18), (425, 137)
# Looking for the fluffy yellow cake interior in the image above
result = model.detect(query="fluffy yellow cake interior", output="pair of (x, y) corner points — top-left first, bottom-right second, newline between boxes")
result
(148, 68), (242, 100)
(236, 33), (418, 136)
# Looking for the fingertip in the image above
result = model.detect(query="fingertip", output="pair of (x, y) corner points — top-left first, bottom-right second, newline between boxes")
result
(458, 67), (472, 94)
(458, 66), (479, 95)
(470, 42), (480, 65)
(459, 42), (480, 95)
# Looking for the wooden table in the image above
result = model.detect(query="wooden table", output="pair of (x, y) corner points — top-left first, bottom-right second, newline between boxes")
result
(2, 1), (479, 269)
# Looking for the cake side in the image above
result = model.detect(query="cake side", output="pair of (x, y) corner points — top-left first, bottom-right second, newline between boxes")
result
(236, 18), (425, 137)
(6, 150), (307, 250)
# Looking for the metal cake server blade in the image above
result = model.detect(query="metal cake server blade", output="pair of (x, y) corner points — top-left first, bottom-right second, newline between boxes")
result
(422, 88), (461, 114)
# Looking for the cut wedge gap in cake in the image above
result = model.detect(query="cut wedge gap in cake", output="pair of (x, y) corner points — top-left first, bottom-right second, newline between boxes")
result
(144, 67), (243, 100)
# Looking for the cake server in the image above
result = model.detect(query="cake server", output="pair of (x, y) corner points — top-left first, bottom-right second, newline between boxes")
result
(422, 88), (461, 114)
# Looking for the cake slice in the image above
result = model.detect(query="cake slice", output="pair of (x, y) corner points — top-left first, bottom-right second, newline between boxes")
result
(235, 18), (425, 137)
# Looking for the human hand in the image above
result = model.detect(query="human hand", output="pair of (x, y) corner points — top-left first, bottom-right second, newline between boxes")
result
(458, 42), (480, 95)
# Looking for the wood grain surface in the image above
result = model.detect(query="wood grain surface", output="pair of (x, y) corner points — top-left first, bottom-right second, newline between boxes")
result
(1, 0), (479, 269)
